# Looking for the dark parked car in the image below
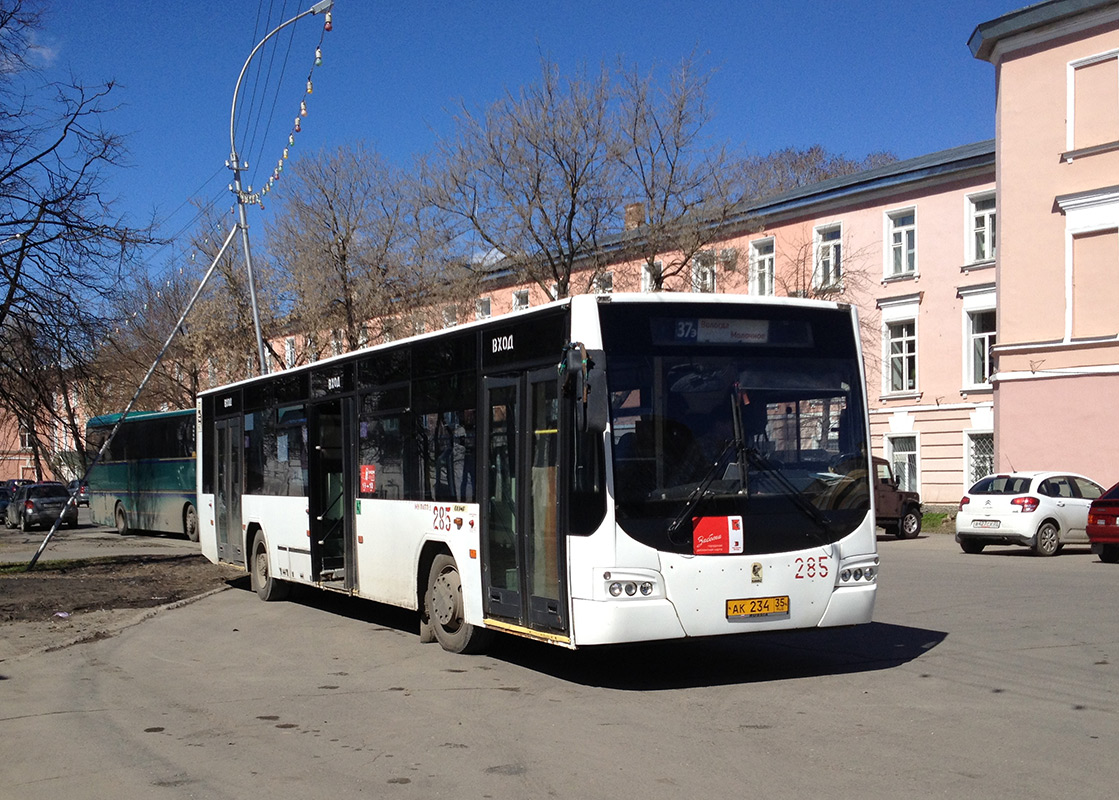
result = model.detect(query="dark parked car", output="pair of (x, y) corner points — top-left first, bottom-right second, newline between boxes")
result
(0, 485), (11, 519)
(67, 479), (90, 506)
(873, 456), (922, 538)
(1087, 480), (1119, 563)
(4, 482), (78, 532)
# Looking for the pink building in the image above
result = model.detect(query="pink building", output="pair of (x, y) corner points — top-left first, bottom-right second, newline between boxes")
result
(972, 0), (1119, 487)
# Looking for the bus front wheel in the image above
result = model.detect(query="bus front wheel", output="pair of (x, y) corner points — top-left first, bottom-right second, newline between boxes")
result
(425, 554), (493, 654)
(184, 504), (199, 543)
(115, 505), (129, 536)
(251, 530), (289, 601)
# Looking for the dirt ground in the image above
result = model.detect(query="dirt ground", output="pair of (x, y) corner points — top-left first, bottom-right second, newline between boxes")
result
(0, 554), (244, 661)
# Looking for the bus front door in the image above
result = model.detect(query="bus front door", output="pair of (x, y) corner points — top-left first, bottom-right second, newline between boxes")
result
(214, 416), (243, 564)
(482, 370), (567, 635)
(308, 398), (355, 587)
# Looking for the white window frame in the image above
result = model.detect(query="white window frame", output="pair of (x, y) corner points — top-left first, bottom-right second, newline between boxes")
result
(691, 250), (716, 293)
(965, 430), (995, 486)
(1066, 49), (1119, 153)
(750, 237), (775, 296)
(284, 337), (296, 369)
(885, 433), (920, 494)
(967, 192), (997, 264)
(814, 224), (842, 289)
(594, 271), (614, 294)
(886, 208), (917, 277)
(442, 306), (457, 329)
(959, 284), (996, 389)
(475, 297), (492, 320)
(878, 293), (921, 397)
(641, 261), (661, 293)
(1055, 188), (1119, 340)
(512, 289), (530, 311)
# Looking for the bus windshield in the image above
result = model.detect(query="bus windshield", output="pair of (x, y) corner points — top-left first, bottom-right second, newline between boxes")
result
(601, 303), (870, 555)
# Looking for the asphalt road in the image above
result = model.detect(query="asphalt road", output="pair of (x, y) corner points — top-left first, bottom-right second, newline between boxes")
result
(2, 533), (1117, 800)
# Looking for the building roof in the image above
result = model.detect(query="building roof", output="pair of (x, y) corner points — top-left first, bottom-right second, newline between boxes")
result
(970, 0), (1119, 61)
(729, 139), (995, 224)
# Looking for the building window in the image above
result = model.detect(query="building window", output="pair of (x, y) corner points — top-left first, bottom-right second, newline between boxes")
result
(19, 427), (32, 451)
(969, 193), (996, 263)
(967, 432), (994, 484)
(814, 225), (842, 289)
(691, 250), (716, 293)
(641, 261), (661, 293)
(512, 289), (530, 311)
(888, 435), (918, 493)
(1068, 51), (1119, 152)
(358, 324), (370, 347)
(476, 297), (491, 320)
(750, 238), (775, 296)
(886, 320), (917, 393)
(442, 306), (457, 329)
(594, 271), (613, 293)
(888, 209), (917, 276)
(284, 337), (296, 369)
(967, 309), (996, 385)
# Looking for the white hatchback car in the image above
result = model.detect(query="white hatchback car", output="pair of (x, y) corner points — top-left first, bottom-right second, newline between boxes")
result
(955, 471), (1104, 557)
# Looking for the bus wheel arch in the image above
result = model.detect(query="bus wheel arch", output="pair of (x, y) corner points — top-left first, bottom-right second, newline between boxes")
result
(425, 552), (493, 654)
(183, 503), (199, 543)
(250, 527), (289, 601)
(114, 503), (129, 536)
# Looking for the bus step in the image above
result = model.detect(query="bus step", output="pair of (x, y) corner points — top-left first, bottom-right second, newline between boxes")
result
(320, 569), (345, 582)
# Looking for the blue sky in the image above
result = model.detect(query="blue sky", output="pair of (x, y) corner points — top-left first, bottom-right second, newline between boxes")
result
(37, 0), (1017, 262)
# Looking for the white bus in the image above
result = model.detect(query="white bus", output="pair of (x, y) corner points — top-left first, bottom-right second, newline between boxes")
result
(197, 293), (878, 653)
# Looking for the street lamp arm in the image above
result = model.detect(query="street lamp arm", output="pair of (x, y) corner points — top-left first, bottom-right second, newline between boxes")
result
(229, 0), (334, 161)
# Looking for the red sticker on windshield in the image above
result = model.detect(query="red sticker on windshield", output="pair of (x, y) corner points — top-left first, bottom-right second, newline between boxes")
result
(692, 516), (744, 554)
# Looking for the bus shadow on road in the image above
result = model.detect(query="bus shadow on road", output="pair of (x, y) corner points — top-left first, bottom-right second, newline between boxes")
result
(235, 580), (946, 689)
(489, 622), (948, 690)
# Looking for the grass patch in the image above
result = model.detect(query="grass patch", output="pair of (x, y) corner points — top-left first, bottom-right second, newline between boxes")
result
(922, 512), (950, 530)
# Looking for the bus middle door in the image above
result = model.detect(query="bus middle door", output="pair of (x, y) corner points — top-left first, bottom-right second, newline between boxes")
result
(482, 369), (567, 635)
(308, 398), (356, 587)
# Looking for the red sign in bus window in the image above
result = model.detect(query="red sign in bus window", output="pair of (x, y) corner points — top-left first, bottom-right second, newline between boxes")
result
(692, 516), (744, 555)
(360, 465), (377, 494)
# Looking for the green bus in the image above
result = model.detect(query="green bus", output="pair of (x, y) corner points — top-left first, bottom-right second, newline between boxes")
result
(86, 409), (199, 541)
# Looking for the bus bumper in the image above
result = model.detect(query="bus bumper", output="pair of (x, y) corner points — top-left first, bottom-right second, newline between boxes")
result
(816, 583), (877, 628)
(569, 597), (686, 646)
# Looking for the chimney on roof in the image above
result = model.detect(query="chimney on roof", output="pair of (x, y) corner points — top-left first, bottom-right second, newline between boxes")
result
(624, 202), (645, 230)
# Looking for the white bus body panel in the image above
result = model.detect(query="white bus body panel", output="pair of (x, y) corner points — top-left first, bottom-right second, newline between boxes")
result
(353, 499), (481, 613)
(198, 492), (218, 563)
(242, 495), (312, 580)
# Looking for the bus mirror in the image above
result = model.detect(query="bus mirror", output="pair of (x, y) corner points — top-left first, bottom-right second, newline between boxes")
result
(582, 356), (608, 434)
(561, 343), (607, 434)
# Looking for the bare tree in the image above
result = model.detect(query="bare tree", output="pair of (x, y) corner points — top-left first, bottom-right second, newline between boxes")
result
(0, 0), (158, 477)
(422, 58), (618, 299)
(613, 55), (746, 293)
(740, 145), (896, 200)
(267, 142), (471, 359)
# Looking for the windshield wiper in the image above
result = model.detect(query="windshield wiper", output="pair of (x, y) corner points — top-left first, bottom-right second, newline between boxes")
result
(740, 447), (833, 547)
(667, 439), (735, 543)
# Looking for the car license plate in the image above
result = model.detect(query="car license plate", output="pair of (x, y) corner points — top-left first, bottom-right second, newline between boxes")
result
(973, 519), (1000, 529)
(726, 596), (789, 619)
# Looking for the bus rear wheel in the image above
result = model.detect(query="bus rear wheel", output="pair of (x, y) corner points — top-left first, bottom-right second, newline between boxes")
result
(251, 530), (289, 601)
(426, 554), (492, 654)
(115, 505), (129, 536)
(184, 504), (199, 543)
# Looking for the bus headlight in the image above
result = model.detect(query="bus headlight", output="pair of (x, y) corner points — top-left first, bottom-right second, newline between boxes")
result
(600, 569), (662, 600)
(838, 558), (879, 585)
